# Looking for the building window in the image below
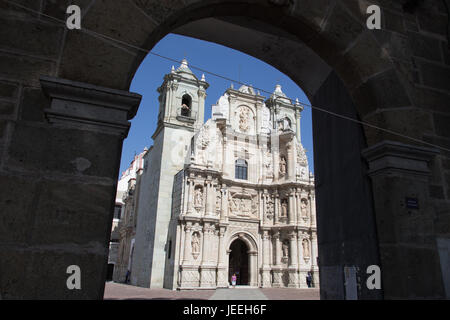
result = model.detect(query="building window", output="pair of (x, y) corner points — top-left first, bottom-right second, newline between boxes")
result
(114, 205), (122, 219)
(235, 159), (248, 180)
(167, 240), (172, 260)
(181, 94), (191, 117)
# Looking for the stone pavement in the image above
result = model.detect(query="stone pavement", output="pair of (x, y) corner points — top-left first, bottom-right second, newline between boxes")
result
(104, 282), (320, 300)
(209, 287), (268, 300)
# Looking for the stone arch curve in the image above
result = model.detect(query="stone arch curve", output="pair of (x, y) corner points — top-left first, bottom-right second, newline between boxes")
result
(1, 0), (447, 300)
(227, 231), (258, 254)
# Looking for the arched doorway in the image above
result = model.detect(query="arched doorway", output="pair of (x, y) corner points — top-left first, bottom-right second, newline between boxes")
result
(228, 239), (249, 286)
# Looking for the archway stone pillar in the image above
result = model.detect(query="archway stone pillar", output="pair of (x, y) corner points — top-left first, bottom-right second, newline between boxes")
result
(17, 76), (141, 299)
(248, 250), (258, 287)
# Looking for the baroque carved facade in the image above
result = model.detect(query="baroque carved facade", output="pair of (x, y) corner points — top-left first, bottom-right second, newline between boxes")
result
(119, 60), (318, 290)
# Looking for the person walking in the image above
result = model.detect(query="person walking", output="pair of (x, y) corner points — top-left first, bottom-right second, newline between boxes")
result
(306, 272), (312, 288)
(231, 273), (237, 288)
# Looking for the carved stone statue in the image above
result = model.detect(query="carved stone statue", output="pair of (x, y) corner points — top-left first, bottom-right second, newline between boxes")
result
(194, 188), (203, 207)
(297, 145), (308, 166)
(282, 117), (291, 130)
(301, 199), (308, 217)
(192, 232), (200, 258)
(302, 239), (310, 258)
(281, 200), (288, 217)
(264, 151), (273, 177)
(279, 156), (287, 175)
(238, 107), (250, 132)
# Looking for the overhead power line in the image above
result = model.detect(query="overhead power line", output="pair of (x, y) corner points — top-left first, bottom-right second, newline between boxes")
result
(3, 0), (449, 152)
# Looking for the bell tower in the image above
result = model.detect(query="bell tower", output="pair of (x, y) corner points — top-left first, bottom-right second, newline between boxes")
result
(131, 59), (209, 288)
(156, 58), (208, 132)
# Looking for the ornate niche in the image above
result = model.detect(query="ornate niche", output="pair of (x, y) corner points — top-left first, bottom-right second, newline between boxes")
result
(296, 144), (308, 179)
(193, 185), (204, 213)
(235, 105), (253, 134)
(279, 155), (287, 177)
(264, 150), (273, 179)
(195, 125), (210, 165)
(191, 232), (201, 260)
(282, 239), (290, 264)
(302, 238), (310, 262)
(265, 196), (274, 222)
(300, 198), (309, 221)
(279, 199), (289, 223)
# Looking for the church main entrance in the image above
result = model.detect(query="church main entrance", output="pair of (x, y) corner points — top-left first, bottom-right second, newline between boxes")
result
(228, 239), (249, 285)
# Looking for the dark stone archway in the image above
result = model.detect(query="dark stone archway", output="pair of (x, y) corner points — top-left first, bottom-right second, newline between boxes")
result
(0, 0), (448, 299)
(229, 239), (249, 286)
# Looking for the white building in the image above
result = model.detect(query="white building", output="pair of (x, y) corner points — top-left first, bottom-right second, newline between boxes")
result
(126, 59), (318, 289)
(110, 149), (147, 282)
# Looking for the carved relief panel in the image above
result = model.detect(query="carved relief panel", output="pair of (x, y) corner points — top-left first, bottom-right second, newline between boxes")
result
(228, 192), (258, 218)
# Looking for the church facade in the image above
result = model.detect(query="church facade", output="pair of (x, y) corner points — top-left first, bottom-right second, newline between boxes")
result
(125, 59), (318, 290)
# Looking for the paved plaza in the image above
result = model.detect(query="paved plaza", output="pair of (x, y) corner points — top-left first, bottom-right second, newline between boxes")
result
(104, 282), (320, 300)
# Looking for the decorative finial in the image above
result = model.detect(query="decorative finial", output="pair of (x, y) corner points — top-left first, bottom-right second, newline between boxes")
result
(201, 73), (205, 81)
(230, 83), (234, 89)
(171, 65), (175, 73)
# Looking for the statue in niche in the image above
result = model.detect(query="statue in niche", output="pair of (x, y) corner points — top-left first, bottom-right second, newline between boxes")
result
(283, 117), (291, 130)
(264, 151), (273, 177)
(279, 156), (287, 175)
(297, 145), (308, 166)
(238, 107), (250, 132)
(301, 199), (308, 217)
(215, 193), (221, 215)
(303, 239), (310, 258)
(281, 200), (288, 217)
(191, 232), (200, 259)
(194, 188), (203, 207)
(266, 199), (274, 220)
(196, 125), (209, 150)
(282, 241), (289, 258)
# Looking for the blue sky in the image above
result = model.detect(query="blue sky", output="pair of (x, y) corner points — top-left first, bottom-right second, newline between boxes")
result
(120, 33), (314, 176)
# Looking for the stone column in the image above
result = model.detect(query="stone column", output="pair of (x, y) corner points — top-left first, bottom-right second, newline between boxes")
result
(274, 194), (280, 225)
(217, 226), (228, 287)
(287, 140), (295, 180)
(288, 230), (299, 288)
(310, 234), (319, 288)
(200, 223), (216, 287)
(362, 141), (442, 299)
(201, 223), (210, 263)
(272, 230), (282, 287)
(288, 190), (296, 225)
(310, 193), (316, 227)
(296, 191), (302, 224)
(220, 186), (228, 222)
(30, 76), (141, 299)
(182, 223), (193, 265)
(186, 179), (194, 214)
(261, 229), (271, 287)
(205, 181), (214, 216)
(289, 231), (298, 267)
(249, 251), (258, 287)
